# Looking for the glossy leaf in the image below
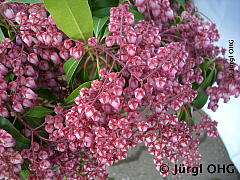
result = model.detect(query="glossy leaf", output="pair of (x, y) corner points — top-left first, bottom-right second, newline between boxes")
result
(92, 0), (119, 10)
(18, 170), (30, 180)
(27, 106), (53, 118)
(88, 0), (95, 10)
(92, 68), (99, 80)
(191, 65), (215, 110)
(64, 81), (91, 105)
(43, 0), (93, 42)
(23, 116), (48, 138)
(93, 7), (111, 18)
(93, 16), (109, 38)
(24, 115), (49, 140)
(129, 9), (145, 24)
(21, 160), (30, 171)
(0, 27), (5, 43)
(191, 87), (208, 109)
(34, 89), (57, 101)
(78, 66), (89, 83)
(102, 27), (110, 39)
(63, 57), (81, 86)
(23, 116), (44, 129)
(200, 59), (214, 76)
(0, 116), (30, 150)
(200, 67), (215, 90)
(3, 72), (14, 83)
(5, 0), (42, 3)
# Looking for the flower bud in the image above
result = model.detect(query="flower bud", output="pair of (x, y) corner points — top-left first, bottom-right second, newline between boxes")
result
(105, 36), (115, 48)
(135, 0), (145, 6)
(28, 53), (39, 66)
(15, 11), (27, 24)
(0, 107), (9, 118)
(12, 102), (24, 113)
(22, 88), (37, 100)
(42, 32), (52, 46)
(53, 32), (63, 45)
(50, 52), (61, 65)
(0, 63), (8, 76)
(4, 8), (15, 19)
(64, 39), (73, 49)
(22, 34), (33, 47)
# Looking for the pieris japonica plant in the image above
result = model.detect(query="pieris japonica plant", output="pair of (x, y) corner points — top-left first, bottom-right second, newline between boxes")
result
(0, 0), (239, 179)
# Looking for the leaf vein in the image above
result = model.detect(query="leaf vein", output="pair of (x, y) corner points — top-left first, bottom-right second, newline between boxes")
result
(63, 0), (86, 42)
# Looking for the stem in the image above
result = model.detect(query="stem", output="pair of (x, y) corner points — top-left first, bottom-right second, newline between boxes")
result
(94, 44), (142, 82)
(0, 12), (33, 53)
(183, 105), (191, 131)
(137, 104), (150, 119)
(7, 103), (51, 142)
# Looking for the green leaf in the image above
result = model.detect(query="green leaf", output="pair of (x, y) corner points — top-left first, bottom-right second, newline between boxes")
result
(176, 0), (186, 9)
(18, 170), (30, 180)
(92, 0), (118, 10)
(50, 166), (59, 171)
(80, 173), (88, 177)
(63, 57), (81, 86)
(191, 87), (208, 109)
(182, 110), (196, 127)
(175, 16), (182, 24)
(88, 0), (95, 10)
(43, 0), (93, 42)
(216, 64), (222, 72)
(27, 106), (53, 118)
(0, 27), (5, 43)
(191, 65), (215, 110)
(102, 27), (110, 39)
(34, 89), (56, 101)
(21, 160), (30, 171)
(5, 0), (42, 3)
(200, 59), (214, 73)
(64, 81), (91, 105)
(23, 116), (44, 129)
(3, 72), (14, 83)
(78, 66), (89, 83)
(200, 67), (215, 90)
(129, 9), (145, 24)
(92, 68), (99, 80)
(0, 116), (30, 150)
(93, 7), (111, 18)
(93, 16), (109, 38)
(23, 116), (48, 138)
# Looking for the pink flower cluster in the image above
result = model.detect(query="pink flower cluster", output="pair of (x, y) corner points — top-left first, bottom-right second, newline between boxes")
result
(0, 129), (24, 179)
(206, 58), (240, 112)
(135, 0), (174, 22)
(20, 142), (107, 180)
(0, 3), (83, 116)
(0, 0), (238, 179)
(42, 4), (219, 178)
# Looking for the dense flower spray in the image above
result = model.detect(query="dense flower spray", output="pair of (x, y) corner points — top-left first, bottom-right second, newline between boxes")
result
(0, 0), (239, 179)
